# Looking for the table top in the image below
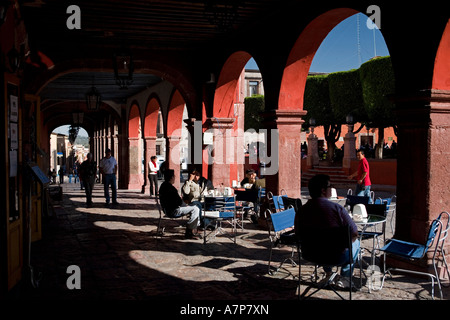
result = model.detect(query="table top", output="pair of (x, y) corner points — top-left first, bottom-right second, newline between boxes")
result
(352, 214), (386, 225)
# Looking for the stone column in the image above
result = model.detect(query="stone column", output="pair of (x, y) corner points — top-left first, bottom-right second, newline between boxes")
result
(127, 137), (143, 190)
(342, 124), (356, 174)
(393, 89), (450, 273)
(306, 127), (319, 169)
(205, 117), (235, 188)
(166, 135), (181, 191)
(262, 110), (306, 198)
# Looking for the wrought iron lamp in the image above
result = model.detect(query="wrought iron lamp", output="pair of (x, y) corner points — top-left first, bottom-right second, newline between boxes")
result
(85, 86), (101, 111)
(113, 49), (134, 89)
(0, 0), (11, 26)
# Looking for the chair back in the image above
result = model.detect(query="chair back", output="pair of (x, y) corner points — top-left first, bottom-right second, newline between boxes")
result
(235, 189), (258, 202)
(300, 225), (352, 266)
(282, 197), (302, 214)
(205, 196), (235, 211)
(365, 203), (387, 217)
(425, 217), (443, 250)
(270, 207), (296, 233)
(346, 195), (369, 210)
(258, 187), (266, 202)
(267, 191), (287, 212)
(375, 197), (392, 210)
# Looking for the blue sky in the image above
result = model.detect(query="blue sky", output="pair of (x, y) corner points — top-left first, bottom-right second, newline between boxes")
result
(246, 13), (389, 73)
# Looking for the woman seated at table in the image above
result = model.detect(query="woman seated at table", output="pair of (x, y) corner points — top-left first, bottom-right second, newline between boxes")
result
(182, 168), (201, 202)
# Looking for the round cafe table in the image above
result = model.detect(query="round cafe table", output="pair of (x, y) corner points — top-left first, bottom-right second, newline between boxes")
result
(352, 214), (387, 292)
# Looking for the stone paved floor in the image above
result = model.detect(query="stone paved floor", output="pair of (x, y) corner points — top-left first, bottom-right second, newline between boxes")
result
(10, 182), (450, 307)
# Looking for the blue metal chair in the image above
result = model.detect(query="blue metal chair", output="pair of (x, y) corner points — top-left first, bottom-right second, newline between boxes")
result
(203, 196), (237, 244)
(379, 211), (450, 299)
(267, 190), (287, 212)
(266, 207), (299, 276)
(298, 225), (355, 300)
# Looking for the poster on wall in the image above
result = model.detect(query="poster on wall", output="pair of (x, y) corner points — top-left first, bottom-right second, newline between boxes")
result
(9, 150), (17, 177)
(9, 94), (18, 122)
(10, 122), (18, 150)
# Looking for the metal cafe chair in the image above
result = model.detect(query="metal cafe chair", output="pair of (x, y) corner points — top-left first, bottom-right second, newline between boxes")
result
(155, 195), (187, 237)
(203, 196), (237, 244)
(346, 195), (370, 211)
(266, 207), (299, 276)
(379, 211), (450, 299)
(267, 190), (287, 213)
(298, 225), (355, 300)
(235, 188), (259, 229)
(375, 195), (396, 235)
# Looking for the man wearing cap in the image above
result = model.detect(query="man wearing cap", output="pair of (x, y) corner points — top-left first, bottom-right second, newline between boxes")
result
(99, 148), (119, 206)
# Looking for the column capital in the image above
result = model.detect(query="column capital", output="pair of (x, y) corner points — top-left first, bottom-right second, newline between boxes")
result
(204, 117), (235, 130)
(393, 89), (450, 127)
(261, 109), (307, 127)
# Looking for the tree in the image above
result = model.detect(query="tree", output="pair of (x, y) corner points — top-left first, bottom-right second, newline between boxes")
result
(359, 56), (396, 159)
(304, 74), (340, 162)
(244, 95), (265, 131)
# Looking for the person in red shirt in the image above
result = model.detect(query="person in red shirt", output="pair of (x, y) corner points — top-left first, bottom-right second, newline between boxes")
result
(348, 149), (372, 203)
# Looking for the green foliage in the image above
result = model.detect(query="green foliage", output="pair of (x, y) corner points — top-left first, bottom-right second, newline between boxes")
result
(244, 95), (265, 131)
(303, 75), (331, 126)
(327, 69), (366, 123)
(359, 56), (396, 127)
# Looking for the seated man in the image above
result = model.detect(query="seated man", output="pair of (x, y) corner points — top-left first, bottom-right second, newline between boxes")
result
(240, 169), (258, 187)
(159, 169), (201, 239)
(296, 174), (360, 289)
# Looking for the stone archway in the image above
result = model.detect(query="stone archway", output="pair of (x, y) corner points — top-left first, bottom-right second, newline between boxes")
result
(142, 96), (161, 193)
(208, 51), (251, 187)
(270, 8), (360, 197)
(128, 103), (143, 190)
(166, 89), (186, 190)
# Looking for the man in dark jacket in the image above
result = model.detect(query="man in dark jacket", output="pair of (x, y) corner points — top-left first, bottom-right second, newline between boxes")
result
(79, 153), (97, 207)
(159, 169), (200, 239)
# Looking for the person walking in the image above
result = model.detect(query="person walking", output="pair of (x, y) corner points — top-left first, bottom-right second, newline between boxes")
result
(99, 148), (119, 206)
(348, 149), (372, 203)
(79, 153), (97, 207)
(148, 155), (159, 197)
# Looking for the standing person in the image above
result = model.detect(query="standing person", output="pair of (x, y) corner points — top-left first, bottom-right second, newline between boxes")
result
(79, 153), (97, 208)
(348, 149), (372, 203)
(296, 174), (360, 289)
(159, 169), (200, 239)
(99, 148), (119, 206)
(148, 155), (159, 197)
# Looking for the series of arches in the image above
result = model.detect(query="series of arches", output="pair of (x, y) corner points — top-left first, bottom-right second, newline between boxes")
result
(42, 8), (450, 246)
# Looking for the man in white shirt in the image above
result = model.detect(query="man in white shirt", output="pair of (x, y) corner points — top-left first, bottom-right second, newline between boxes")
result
(99, 148), (118, 206)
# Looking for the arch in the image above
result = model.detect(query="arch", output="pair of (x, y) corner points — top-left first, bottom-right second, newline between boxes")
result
(432, 19), (450, 90)
(144, 95), (161, 138)
(167, 89), (186, 136)
(213, 51), (252, 118)
(128, 102), (141, 138)
(127, 102), (143, 189)
(279, 8), (358, 110)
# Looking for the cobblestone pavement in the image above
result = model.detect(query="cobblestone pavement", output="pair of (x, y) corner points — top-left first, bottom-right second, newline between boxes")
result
(11, 182), (450, 305)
